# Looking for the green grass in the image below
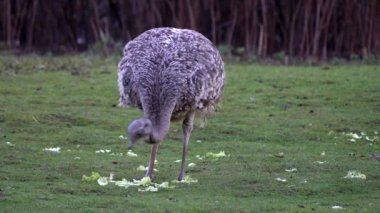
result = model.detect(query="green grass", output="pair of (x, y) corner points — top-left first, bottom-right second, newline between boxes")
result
(0, 55), (379, 212)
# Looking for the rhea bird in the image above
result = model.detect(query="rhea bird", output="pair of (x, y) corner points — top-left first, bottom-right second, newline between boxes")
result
(118, 27), (225, 181)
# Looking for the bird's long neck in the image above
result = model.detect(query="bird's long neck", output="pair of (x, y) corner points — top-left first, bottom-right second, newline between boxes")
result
(145, 103), (175, 143)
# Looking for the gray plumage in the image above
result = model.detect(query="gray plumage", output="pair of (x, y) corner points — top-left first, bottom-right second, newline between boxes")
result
(118, 27), (225, 180)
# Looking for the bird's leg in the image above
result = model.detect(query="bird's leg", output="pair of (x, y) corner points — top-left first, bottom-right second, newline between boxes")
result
(145, 143), (159, 179)
(178, 111), (195, 181)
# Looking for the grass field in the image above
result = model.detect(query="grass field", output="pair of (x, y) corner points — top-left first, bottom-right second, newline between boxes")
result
(0, 55), (379, 212)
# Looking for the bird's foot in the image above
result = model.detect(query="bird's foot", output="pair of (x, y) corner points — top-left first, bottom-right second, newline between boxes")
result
(145, 172), (154, 180)
(177, 173), (184, 181)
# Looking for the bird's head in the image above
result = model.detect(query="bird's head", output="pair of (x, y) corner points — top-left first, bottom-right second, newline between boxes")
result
(127, 118), (153, 149)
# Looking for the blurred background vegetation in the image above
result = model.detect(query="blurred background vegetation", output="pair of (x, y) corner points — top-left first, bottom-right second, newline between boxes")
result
(1, 0), (380, 62)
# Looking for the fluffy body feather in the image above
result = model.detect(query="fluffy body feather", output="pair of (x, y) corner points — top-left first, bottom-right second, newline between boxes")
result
(118, 27), (224, 118)
(117, 27), (224, 180)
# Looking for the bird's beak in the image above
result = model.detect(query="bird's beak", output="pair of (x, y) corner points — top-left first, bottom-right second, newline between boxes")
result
(128, 138), (136, 149)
